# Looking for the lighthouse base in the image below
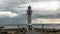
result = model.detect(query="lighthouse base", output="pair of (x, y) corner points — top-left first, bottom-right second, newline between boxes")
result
(27, 25), (32, 30)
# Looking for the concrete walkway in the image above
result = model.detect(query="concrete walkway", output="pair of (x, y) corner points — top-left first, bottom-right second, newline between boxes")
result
(25, 30), (40, 34)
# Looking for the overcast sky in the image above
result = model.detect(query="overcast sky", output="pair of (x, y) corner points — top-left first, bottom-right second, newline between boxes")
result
(0, 0), (60, 24)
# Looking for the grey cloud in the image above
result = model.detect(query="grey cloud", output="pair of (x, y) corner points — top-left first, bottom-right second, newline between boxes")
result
(0, 14), (27, 24)
(0, 0), (27, 12)
(33, 12), (60, 18)
(32, 0), (59, 2)
(0, 0), (60, 24)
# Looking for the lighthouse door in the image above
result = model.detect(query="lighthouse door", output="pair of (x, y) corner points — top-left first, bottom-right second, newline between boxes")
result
(28, 25), (32, 30)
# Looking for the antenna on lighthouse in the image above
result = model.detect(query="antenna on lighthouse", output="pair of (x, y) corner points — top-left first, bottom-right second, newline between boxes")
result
(27, 0), (32, 6)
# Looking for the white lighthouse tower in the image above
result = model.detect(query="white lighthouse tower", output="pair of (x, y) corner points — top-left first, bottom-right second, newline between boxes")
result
(27, 5), (32, 30)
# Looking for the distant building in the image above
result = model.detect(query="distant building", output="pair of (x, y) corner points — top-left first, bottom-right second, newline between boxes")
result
(0, 27), (4, 29)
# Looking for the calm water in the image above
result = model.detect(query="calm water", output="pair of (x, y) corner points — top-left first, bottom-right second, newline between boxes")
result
(1, 24), (60, 29)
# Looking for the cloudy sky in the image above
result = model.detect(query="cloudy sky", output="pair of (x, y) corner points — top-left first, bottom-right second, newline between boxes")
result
(0, 0), (60, 24)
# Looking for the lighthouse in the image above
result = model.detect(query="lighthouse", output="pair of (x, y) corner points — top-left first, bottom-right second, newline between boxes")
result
(27, 5), (32, 30)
